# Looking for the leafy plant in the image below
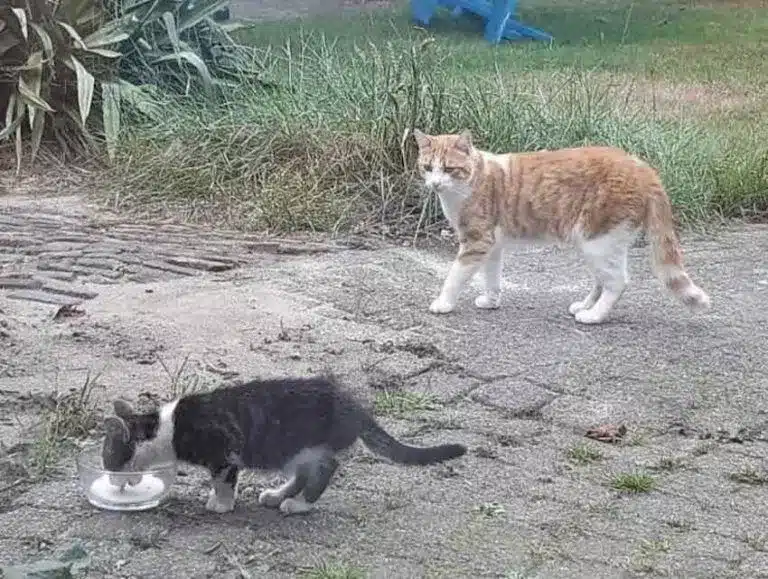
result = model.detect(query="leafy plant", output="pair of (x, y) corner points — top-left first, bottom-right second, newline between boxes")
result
(0, 0), (257, 172)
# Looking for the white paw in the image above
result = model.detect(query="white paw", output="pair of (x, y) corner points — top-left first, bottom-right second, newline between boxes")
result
(575, 309), (607, 325)
(109, 473), (142, 489)
(474, 294), (500, 310)
(279, 497), (312, 515)
(258, 489), (283, 508)
(429, 297), (455, 314)
(206, 489), (235, 513)
(568, 300), (587, 315)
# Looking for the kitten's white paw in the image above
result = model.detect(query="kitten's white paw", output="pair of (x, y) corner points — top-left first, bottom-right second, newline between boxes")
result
(108, 473), (142, 488)
(206, 489), (235, 513)
(474, 294), (500, 310)
(258, 489), (283, 508)
(279, 497), (312, 516)
(568, 300), (588, 315)
(575, 309), (608, 325)
(429, 297), (455, 314)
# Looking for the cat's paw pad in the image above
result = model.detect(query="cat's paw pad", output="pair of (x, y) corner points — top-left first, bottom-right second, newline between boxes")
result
(206, 489), (235, 513)
(258, 489), (283, 508)
(279, 497), (312, 516)
(474, 294), (500, 310)
(429, 298), (455, 314)
(574, 309), (607, 325)
(568, 300), (588, 315)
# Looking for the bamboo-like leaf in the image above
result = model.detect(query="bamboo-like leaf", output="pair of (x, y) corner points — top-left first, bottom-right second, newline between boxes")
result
(118, 80), (163, 121)
(82, 15), (135, 48)
(14, 97), (24, 176)
(162, 11), (180, 55)
(121, 0), (157, 15)
(58, 21), (87, 49)
(0, 114), (22, 141)
(101, 81), (121, 162)
(61, 0), (95, 22)
(76, 7), (104, 28)
(177, 0), (229, 32)
(128, 0), (179, 23)
(18, 76), (55, 112)
(153, 50), (214, 89)
(29, 104), (45, 165)
(83, 47), (122, 58)
(10, 8), (27, 40)
(4, 92), (17, 129)
(63, 55), (95, 125)
(0, 93), (21, 141)
(29, 22), (54, 61)
(21, 51), (45, 130)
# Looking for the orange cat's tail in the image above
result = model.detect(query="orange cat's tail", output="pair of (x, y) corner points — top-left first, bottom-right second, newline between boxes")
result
(645, 190), (711, 313)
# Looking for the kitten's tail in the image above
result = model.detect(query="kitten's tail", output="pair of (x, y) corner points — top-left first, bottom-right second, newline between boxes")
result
(358, 413), (466, 466)
(645, 190), (711, 312)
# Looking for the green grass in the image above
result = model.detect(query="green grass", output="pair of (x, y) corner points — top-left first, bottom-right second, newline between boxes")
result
(31, 371), (103, 478)
(610, 471), (657, 493)
(302, 561), (366, 579)
(104, 0), (768, 232)
(567, 442), (604, 465)
(729, 466), (768, 486)
(373, 390), (440, 417)
(475, 501), (506, 518)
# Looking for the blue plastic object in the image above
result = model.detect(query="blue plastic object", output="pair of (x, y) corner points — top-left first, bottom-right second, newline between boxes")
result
(411, 0), (552, 44)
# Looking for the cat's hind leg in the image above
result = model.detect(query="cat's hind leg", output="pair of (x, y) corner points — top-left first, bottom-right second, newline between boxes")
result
(258, 470), (308, 508)
(280, 452), (339, 515)
(574, 227), (635, 324)
(277, 447), (338, 516)
(206, 463), (239, 513)
(475, 244), (504, 310)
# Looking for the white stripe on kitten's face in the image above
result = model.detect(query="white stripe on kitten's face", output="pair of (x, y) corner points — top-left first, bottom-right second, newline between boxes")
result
(130, 400), (179, 471)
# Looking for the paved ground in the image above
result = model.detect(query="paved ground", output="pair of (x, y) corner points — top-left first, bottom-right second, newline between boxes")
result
(0, 192), (766, 578)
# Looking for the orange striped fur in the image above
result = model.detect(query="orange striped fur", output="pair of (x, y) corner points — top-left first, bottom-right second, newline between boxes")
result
(413, 129), (710, 324)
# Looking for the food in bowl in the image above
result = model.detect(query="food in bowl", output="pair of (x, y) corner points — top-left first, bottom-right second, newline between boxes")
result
(76, 446), (176, 511)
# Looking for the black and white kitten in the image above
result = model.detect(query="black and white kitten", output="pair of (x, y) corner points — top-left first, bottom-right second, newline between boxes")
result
(102, 375), (466, 515)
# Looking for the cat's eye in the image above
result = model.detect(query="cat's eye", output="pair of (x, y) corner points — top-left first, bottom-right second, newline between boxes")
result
(422, 163), (433, 172)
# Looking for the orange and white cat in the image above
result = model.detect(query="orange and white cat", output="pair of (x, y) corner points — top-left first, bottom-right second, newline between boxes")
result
(413, 129), (710, 324)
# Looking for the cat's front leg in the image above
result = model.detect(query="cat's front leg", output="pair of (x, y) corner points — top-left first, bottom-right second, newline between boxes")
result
(205, 464), (239, 513)
(430, 238), (490, 314)
(475, 245), (503, 309)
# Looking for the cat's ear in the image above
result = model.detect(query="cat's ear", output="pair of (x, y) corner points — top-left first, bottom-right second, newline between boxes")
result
(113, 400), (134, 419)
(412, 128), (431, 149)
(455, 130), (473, 154)
(104, 416), (130, 443)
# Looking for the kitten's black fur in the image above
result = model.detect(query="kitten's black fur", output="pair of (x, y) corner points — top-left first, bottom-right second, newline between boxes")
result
(103, 375), (466, 514)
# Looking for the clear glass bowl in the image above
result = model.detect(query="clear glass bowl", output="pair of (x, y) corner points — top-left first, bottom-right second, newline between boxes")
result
(76, 446), (176, 511)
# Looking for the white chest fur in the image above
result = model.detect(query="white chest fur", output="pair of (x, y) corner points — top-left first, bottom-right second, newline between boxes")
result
(435, 184), (471, 231)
